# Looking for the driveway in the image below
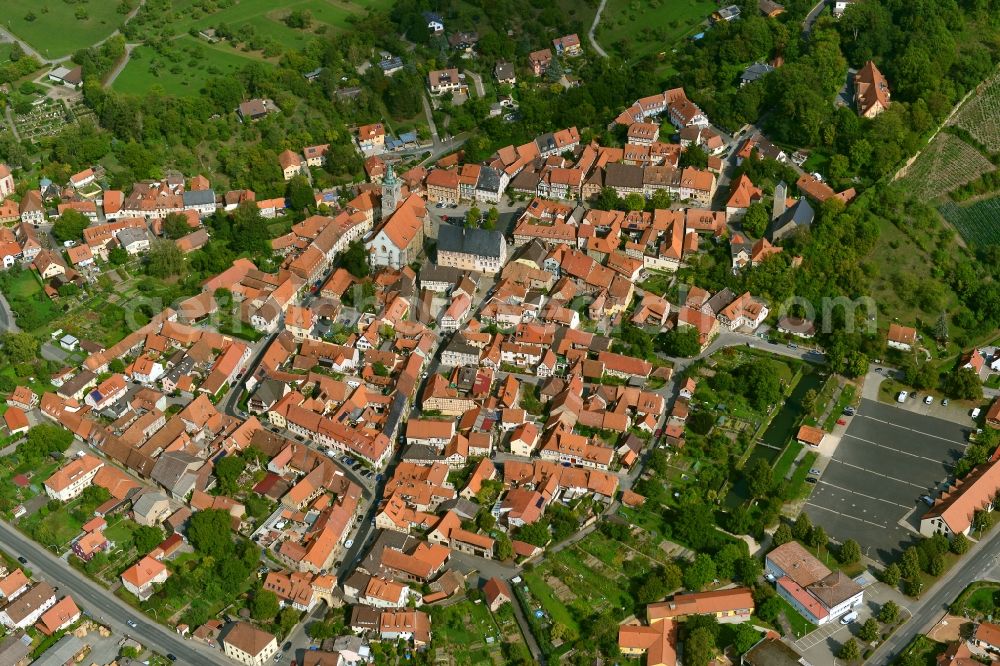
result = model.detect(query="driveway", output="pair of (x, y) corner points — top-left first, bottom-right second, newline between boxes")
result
(0, 292), (18, 332)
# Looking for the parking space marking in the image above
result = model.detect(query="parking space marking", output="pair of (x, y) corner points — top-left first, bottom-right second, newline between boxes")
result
(805, 500), (892, 528)
(815, 478), (912, 508)
(827, 460), (928, 491)
(795, 620), (846, 649)
(856, 414), (967, 446)
(842, 433), (955, 465)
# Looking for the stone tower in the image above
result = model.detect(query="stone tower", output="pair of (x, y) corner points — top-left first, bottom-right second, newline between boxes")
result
(381, 162), (401, 221)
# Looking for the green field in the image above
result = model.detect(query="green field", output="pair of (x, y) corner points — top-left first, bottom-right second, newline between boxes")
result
(3, 0), (129, 59)
(162, 0), (392, 48)
(113, 36), (269, 96)
(596, 0), (714, 59)
(939, 198), (1000, 246)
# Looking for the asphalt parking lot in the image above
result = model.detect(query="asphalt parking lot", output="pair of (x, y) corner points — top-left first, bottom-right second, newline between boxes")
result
(804, 398), (969, 562)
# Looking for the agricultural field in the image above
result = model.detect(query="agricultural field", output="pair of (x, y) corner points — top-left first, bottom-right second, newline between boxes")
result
(950, 69), (1000, 152)
(3, 0), (130, 59)
(113, 36), (269, 96)
(596, 0), (714, 60)
(896, 132), (995, 201)
(939, 198), (1000, 246)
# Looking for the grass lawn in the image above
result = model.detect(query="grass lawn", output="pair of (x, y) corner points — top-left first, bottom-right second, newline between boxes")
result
(774, 595), (817, 639)
(597, 0), (715, 60)
(896, 634), (945, 666)
(773, 441), (804, 480)
(165, 0), (393, 48)
(951, 581), (1000, 617)
(113, 36), (268, 96)
(787, 451), (819, 499)
(522, 569), (581, 641)
(3, 1), (129, 59)
(6, 269), (43, 299)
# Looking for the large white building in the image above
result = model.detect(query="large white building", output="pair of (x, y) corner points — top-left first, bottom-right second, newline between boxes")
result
(765, 541), (863, 626)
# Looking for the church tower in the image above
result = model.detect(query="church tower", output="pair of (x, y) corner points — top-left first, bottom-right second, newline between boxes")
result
(381, 162), (401, 220)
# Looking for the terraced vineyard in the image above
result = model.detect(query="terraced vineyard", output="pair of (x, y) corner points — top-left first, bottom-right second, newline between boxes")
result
(896, 132), (995, 200)
(939, 198), (1000, 246)
(950, 70), (1000, 151)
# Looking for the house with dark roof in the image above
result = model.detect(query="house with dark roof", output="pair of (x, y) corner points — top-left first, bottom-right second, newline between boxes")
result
(436, 224), (507, 274)
(769, 181), (814, 241)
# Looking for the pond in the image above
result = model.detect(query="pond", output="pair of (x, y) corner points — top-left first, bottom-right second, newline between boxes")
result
(760, 368), (826, 447)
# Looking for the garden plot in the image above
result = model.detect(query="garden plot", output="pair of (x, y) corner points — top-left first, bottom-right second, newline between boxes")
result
(897, 132), (995, 201)
(950, 69), (1000, 151)
(939, 198), (1000, 246)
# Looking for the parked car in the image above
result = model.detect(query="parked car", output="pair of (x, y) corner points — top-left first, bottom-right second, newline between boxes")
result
(809, 468), (821, 475)
(924, 395), (933, 405)
(837, 419), (847, 425)
(897, 391), (908, 403)
(840, 611), (858, 625)
(843, 407), (856, 416)
(805, 477), (818, 484)
(942, 399), (949, 406)
(345, 539), (354, 548)
(17, 557), (27, 564)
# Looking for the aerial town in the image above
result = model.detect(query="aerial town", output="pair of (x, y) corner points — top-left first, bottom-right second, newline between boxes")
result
(1, 0), (1000, 665)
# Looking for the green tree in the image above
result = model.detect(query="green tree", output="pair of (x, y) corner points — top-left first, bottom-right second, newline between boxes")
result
(680, 144), (709, 169)
(484, 207), (499, 230)
(945, 368), (983, 401)
(648, 189), (672, 211)
(839, 637), (861, 661)
(792, 512), (813, 541)
(146, 240), (184, 277)
(188, 509), (233, 558)
(745, 458), (774, 499)
(251, 589), (280, 621)
(2, 332), (40, 364)
(21, 423), (73, 464)
(879, 600), (900, 624)
(109, 247), (128, 265)
(52, 210), (89, 243)
(162, 213), (191, 239)
(736, 556), (763, 584)
(900, 546), (921, 580)
(109, 358), (125, 373)
(495, 534), (513, 560)
(342, 240), (370, 279)
(808, 525), (828, 551)
(623, 193), (646, 211)
(466, 206), (481, 227)
(286, 175), (314, 211)
(656, 327), (701, 357)
(906, 578), (924, 597)
(858, 617), (879, 642)
(732, 624), (761, 655)
(881, 562), (901, 586)
(132, 525), (164, 554)
(839, 539), (861, 564)
(684, 626), (717, 666)
(927, 554), (944, 576)
(773, 523), (793, 546)
(951, 533), (970, 555)
(683, 553), (717, 591)
(801, 389), (818, 415)
(215, 455), (247, 495)
(742, 202), (770, 238)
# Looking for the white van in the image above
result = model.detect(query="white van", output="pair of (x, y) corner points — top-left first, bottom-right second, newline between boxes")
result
(840, 611), (858, 625)
(972, 407), (982, 419)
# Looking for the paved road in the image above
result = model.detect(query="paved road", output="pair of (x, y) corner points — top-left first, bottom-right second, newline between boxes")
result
(0, 291), (18, 333)
(802, 0), (828, 36)
(103, 43), (139, 87)
(0, 520), (230, 665)
(588, 0), (609, 58)
(868, 524), (1000, 663)
(422, 94), (439, 142)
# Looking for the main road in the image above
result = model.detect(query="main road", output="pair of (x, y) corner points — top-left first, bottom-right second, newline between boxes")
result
(0, 520), (231, 665)
(868, 524), (1000, 663)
